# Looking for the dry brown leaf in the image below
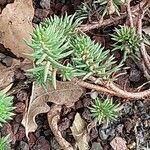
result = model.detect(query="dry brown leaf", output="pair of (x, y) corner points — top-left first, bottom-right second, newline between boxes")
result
(110, 137), (127, 150)
(0, 63), (14, 90)
(0, 0), (34, 58)
(22, 81), (84, 137)
(71, 113), (89, 150)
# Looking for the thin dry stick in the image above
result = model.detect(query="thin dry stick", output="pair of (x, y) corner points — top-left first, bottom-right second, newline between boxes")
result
(47, 105), (74, 150)
(79, 14), (126, 32)
(75, 79), (117, 96)
(108, 82), (150, 99)
(137, 0), (150, 71)
(76, 77), (150, 99)
(127, 0), (133, 27)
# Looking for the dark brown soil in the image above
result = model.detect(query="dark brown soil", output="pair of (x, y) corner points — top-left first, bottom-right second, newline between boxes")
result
(0, 0), (150, 150)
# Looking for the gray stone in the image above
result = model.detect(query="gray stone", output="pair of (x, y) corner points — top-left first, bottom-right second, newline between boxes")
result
(40, 0), (51, 10)
(91, 142), (103, 150)
(2, 56), (13, 67)
(17, 141), (29, 150)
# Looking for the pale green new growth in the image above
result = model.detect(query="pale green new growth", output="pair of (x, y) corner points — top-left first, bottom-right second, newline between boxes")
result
(89, 98), (121, 124)
(111, 25), (142, 60)
(71, 34), (120, 80)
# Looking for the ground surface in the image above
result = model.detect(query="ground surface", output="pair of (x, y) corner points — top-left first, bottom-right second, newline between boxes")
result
(0, 0), (150, 150)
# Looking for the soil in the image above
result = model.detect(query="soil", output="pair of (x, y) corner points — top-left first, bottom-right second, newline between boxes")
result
(0, 0), (150, 150)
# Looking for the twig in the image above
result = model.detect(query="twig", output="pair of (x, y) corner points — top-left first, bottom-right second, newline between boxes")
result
(75, 77), (150, 99)
(79, 15), (126, 32)
(108, 82), (150, 99)
(47, 105), (74, 150)
(75, 79), (117, 96)
(137, 0), (150, 72)
(137, 80), (150, 91)
(78, 0), (147, 32)
(126, 0), (133, 27)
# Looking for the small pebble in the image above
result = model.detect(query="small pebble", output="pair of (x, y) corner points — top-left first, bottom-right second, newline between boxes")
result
(2, 56), (13, 67)
(90, 127), (99, 140)
(82, 97), (91, 107)
(15, 102), (25, 113)
(129, 68), (141, 82)
(34, 136), (50, 150)
(40, 0), (51, 9)
(16, 90), (28, 102)
(0, 0), (7, 6)
(50, 137), (61, 150)
(16, 126), (25, 141)
(35, 8), (49, 19)
(0, 53), (6, 60)
(58, 118), (71, 131)
(91, 142), (103, 150)
(15, 114), (23, 123)
(82, 108), (92, 122)
(16, 141), (29, 150)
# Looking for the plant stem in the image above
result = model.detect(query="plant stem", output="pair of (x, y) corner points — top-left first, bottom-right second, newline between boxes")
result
(75, 77), (150, 99)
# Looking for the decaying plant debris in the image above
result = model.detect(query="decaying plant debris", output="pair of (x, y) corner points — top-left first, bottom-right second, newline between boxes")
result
(0, 0), (150, 149)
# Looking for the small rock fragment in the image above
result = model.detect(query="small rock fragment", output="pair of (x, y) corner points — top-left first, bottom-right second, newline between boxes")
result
(99, 130), (109, 140)
(91, 142), (103, 150)
(110, 137), (127, 150)
(34, 136), (50, 150)
(90, 127), (99, 140)
(15, 114), (23, 123)
(129, 68), (141, 82)
(15, 102), (25, 113)
(82, 108), (92, 122)
(2, 56), (13, 67)
(35, 8), (49, 19)
(0, 0), (7, 6)
(16, 90), (28, 102)
(17, 141), (29, 150)
(28, 133), (37, 148)
(40, 0), (51, 9)
(0, 53), (6, 60)
(16, 126), (25, 141)
(50, 137), (61, 150)
(82, 97), (91, 107)
(58, 118), (71, 131)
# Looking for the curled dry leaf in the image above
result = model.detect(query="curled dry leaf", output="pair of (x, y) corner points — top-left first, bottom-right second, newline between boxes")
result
(71, 113), (89, 150)
(22, 81), (84, 137)
(47, 105), (74, 150)
(110, 137), (127, 150)
(0, 0), (34, 58)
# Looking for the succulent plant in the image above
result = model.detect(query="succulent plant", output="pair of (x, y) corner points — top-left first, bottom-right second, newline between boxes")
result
(111, 25), (142, 60)
(0, 85), (14, 127)
(71, 34), (120, 80)
(0, 135), (11, 150)
(89, 98), (121, 124)
(26, 14), (121, 88)
(26, 14), (82, 89)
